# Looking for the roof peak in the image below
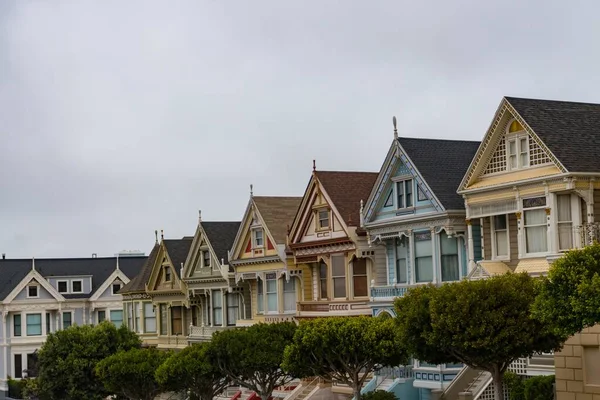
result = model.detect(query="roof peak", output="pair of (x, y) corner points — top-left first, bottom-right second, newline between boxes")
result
(505, 96), (600, 107)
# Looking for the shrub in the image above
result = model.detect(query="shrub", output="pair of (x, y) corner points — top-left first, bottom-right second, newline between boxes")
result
(524, 375), (554, 400)
(8, 377), (27, 399)
(504, 371), (525, 400)
(362, 390), (398, 400)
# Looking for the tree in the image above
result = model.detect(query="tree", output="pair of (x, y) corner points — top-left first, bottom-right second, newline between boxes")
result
(210, 322), (297, 400)
(156, 342), (230, 400)
(96, 347), (170, 400)
(533, 243), (600, 337)
(282, 316), (408, 400)
(362, 391), (398, 400)
(36, 321), (141, 400)
(395, 273), (565, 400)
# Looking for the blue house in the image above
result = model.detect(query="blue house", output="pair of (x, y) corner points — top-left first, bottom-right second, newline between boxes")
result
(361, 123), (480, 399)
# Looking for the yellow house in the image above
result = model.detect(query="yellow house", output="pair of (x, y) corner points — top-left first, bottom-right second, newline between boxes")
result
(456, 96), (600, 396)
(144, 233), (193, 349)
(288, 167), (380, 318)
(229, 194), (303, 325)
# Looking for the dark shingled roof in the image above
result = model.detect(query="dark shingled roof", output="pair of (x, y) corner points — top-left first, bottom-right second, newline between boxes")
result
(398, 137), (480, 210)
(506, 97), (600, 173)
(202, 221), (241, 265)
(163, 237), (193, 278)
(0, 256), (147, 300)
(120, 243), (159, 294)
(315, 171), (378, 226)
(253, 196), (302, 244)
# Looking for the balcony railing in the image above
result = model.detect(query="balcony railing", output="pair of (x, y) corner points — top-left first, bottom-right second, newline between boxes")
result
(297, 300), (371, 316)
(370, 286), (410, 299)
(576, 222), (600, 246)
(375, 365), (414, 380)
(188, 325), (229, 341)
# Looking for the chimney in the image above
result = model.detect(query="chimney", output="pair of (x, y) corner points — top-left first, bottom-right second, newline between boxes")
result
(1, 253), (5, 260)
(92, 253), (97, 258)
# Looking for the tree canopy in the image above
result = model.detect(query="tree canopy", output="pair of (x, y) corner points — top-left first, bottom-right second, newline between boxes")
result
(210, 322), (297, 400)
(156, 342), (230, 400)
(35, 321), (141, 400)
(96, 347), (170, 400)
(282, 316), (408, 400)
(534, 243), (600, 337)
(395, 273), (565, 400)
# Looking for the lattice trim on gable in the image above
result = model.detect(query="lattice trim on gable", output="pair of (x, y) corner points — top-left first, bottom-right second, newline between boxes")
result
(483, 135), (507, 175)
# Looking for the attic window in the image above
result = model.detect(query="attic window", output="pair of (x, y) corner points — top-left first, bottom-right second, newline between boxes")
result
(318, 209), (330, 229)
(164, 267), (172, 282)
(112, 283), (122, 295)
(509, 120), (524, 133)
(27, 285), (38, 298)
(203, 250), (211, 267)
(253, 229), (264, 248)
(71, 280), (83, 293)
(57, 281), (68, 293)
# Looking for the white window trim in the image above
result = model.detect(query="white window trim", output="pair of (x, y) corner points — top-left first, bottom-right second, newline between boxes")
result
(317, 209), (330, 231)
(25, 311), (44, 337)
(201, 249), (211, 268)
(108, 308), (124, 326)
(27, 284), (39, 299)
(71, 279), (83, 294)
(252, 228), (265, 249)
(556, 193), (575, 252)
(522, 200), (550, 258)
(265, 274), (279, 314)
(506, 132), (530, 171)
(97, 309), (107, 324)
(61, 311), (73, 330)
(111, 282), (122, 295)
(491, 215), (510, 261)
(393, 177), (415, 210)
(57, 280), (69, 294)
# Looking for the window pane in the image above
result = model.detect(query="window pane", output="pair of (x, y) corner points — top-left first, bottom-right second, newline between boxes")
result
(405, 180), (413, 207)
(159, 305), (167, 334)
(98, 310), (106, 323)
(495, 231), (508, 256)
(319, 210), (329, 228)
(526, 225), (548, 253)
(396, 237), (408, 284)
(415, 256), (433, 282)
(493, 215), (507, 230)
(171, 306), (182, 335)
(257, 278), (264, 313)
(509, 140), (517, 155)
(27, 314), (42, 336)
(27, 353), (38, 377)
(14, 354), (22, 379)
(14, 314), (21, 336)
(58, 281), (67, 293)
(557, 195), (572, 222)
(331, 256), (346, 298)
(441, 235), (459, 282)
(266, 279), (277, 293)
(267, 293), (278, 312)
(283, 279), (296, 311)
(333, 278), (346, 298)
(396, 259), (407, 283)
(212, 290), (222, 307)
(110, 310), (123, 328)
(353, 259), (368, 297)
(319, 262), (328, 299)
(62, 312), (72, 330)
(525, 208), (546, 225)
(72, 281), (82, 292)
(414, 235), (432, 257)
(396, 182), (404, 208)
(144, 303), (156, 333)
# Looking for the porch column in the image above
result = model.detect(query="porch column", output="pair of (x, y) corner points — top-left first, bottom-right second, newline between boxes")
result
(546, 192), (555, 254)
(516, 212), (523, 259)
(222, 289), (227, 327)
(466, 219), (476, 272)
(430, 228), (437, 284)
(200, 297), (205, 327)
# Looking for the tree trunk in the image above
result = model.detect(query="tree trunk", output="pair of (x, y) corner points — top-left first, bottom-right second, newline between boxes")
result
(260, 394), (270, 400)
(353, 382), (361, 400)
(492, 368), (504, 400)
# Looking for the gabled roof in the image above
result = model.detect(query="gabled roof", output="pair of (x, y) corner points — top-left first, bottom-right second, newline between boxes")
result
(201, 222), (241, 264)
(253, 196), (302, 244)
(0, 256), (147, 301)
(398, 137), (480, 210)
(120, 243), (159, 294)
(315, 171), (378, 226)
(505, 97), (600, 172)
(163, 237), (194, 278)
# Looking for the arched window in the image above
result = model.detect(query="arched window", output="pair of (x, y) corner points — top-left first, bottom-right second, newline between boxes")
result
(508, 119), (524, 133)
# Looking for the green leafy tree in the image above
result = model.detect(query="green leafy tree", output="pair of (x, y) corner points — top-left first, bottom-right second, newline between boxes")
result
(36, 321), (141, 400)
(533, 243), (600, 337)
(210, 322), (297, 400)
(282, 316), (408, 400)
(362, 391), (398, 400)
(96, 347), (170, 400)
(156, 343), (230, 400)
(395, 273), (565, 400)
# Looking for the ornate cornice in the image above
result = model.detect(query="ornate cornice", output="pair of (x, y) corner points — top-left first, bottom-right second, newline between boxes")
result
(368, 218), (465, 237)
(294, 241), (356, 257)
(229, 255), (281, 266)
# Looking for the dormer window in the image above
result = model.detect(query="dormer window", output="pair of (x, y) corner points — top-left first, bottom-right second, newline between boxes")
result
(57, 281), (68, 294)
(318, 210), (330, 229)
(253, 229), (264, 248)
(71, 280), (83, 293)
(164, 267), (172, 282)
(27, 285), (38, 298)
(112, 283), (122, 295)
(202, 250), (211, 268)
(396, 179), (413, 209)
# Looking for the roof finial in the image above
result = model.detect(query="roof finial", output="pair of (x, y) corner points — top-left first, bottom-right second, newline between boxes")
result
(360, 199), (364, 227)
(250, 184), (254, 197)
(313, 159), (316, 172)
(160, 229), (164, 241)
(155, 230), (158, 244)
(32, 257), (35, 271)
(393, 116), (398, 140)
(198, 210), (202, 224)
(116, 255), (120, 271)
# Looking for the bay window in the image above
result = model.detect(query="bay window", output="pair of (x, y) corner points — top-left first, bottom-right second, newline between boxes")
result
(557, 194), (573, 251)
(492, 214), (509, 258)
(414, 232), (433, 282)
(319, 261), (328, 299)
(136, 302), (142, 333)
(212, 290), (223, 326)
(283, 278), (296, 312)
(352, 258), (368, 297)
(171, 306), (182, 335)
(395, 236), (408, 284)
(523, 197), (548, 254)
(266, 273), (278, 312)
(256, 277), (264, 314)
(331, 255), (346, 298)
(144, 303), (156, 333)
(226, 293), (239, 325)
(440, 234), (459, 282)
(110, 310), (123, 328)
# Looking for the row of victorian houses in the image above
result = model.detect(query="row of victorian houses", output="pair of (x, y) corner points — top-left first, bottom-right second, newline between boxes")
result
(1, 96), (599, 400)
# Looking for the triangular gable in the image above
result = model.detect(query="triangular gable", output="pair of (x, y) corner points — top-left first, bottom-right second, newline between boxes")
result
(89, 268), (131, 301)
(146, 242), (184, 292)
(4, 268), (65, 303)
(466, 261), (511, 281)
(459, 98), (566, 192)
(289, 173), (350, 245)
(229, 197), (281, 262)
(183, 222), (224, 279)
(364, 139), (443, 224)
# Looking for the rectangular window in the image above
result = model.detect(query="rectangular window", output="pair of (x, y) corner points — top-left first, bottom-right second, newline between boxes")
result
(159, 305), (167, 334)
(71, 280), (82, 293)
(519, 137), (529, 167)
(27, 285), (38, 298)
(27, 314), (42, 336)
(136, 303), (142, 333)
(318, 210), (330, 229)
(110, 310), (123, 328)
(57, 281), (68, 293)
(203, 250), (211, 267)
(256, 278), (264, 314)
(352, 258), (368, 297)
(557, 194), (573, 251)
(331, 255), (346, 298)
(14, 314), (21, 337)
(395, 237), (408, 284)
(253, 229), (264, 248)
(493, 215), (509, 258)
(508, 140), (517, 169)
(112, 283), (122, 295)
(98, 310), (106, 323)
(319, 262), (328, 299)
(164, 267), (172, 282)
(441, 235), (459, 282)
(415, 232), (433, 283)
(171, 306), (182, 335)
(212, 290), (223, 326)
(27, 353), (37, 377)
(524, 202), (548, 254)
(46, 312), (51, 334)
(14, 354), (23, 379)
(144, 303), (156, 333)
(396, 179), (413, 209)
(62, 312), (72, 330)
(127, 303), (134, 330)
(283, 278), (296, 312)
(226, 293), (239, 326)
(266, 273), (278, 312)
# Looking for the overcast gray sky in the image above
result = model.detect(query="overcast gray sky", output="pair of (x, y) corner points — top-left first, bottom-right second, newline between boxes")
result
(1, 0), (598, 258)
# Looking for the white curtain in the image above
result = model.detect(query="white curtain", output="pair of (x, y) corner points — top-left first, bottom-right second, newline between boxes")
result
(226, 293), (239, 325)
(525, 209), (547, 253)
(557, 194), (573, 250)
(283, 279), (296, 311)
(266, 278), (278, 312)
(414, 235), (433, 282)
(440, 235), (459, 282)
(493, 215), (508, 257)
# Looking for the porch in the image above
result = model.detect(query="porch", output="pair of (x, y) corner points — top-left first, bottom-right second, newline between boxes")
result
(296, 300), (371, 318)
